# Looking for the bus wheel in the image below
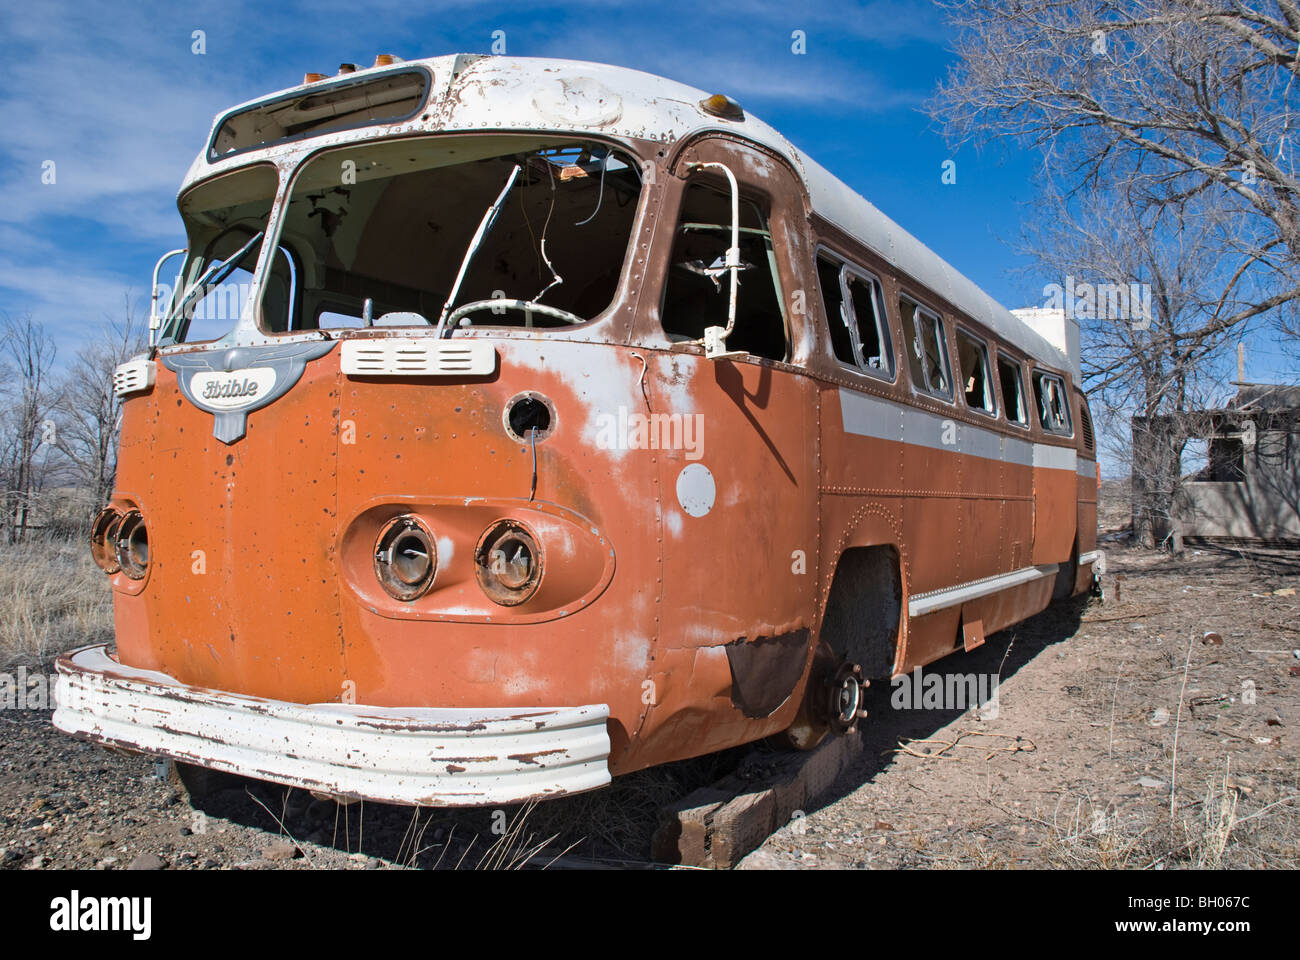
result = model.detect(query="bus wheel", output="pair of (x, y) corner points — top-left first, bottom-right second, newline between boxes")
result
(778, 653), (868, 750)
(826, 662), (869, 735)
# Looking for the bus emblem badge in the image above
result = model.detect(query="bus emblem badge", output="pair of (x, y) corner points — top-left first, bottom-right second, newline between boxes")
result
(162, 341), (336, 444)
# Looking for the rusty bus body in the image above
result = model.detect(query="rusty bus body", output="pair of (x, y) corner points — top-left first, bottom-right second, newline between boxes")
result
(54, 54), (1101, 807)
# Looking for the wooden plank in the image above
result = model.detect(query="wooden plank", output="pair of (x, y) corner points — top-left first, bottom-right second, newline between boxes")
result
(652, 732), (864, 868)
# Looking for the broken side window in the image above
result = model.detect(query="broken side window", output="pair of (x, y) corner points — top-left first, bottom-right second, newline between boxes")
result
(660, 181), (788, 361)
(1032, 370), (1073, 436)
(900, 296), (952, 400)
(816, 252), (893, 380)
(957, 327), (996, 416)
(262, 135), (643, 333)
(818, 254), (854, 366)
(845, 271), (893, 378)
(998, 352), (1028, 426)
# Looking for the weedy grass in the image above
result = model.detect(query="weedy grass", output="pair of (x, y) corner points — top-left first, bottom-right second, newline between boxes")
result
(0, 534), (112, 669)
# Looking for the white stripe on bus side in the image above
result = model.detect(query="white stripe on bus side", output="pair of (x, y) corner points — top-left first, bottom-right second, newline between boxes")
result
(908, 564), (1060, 617)
(838, 387), (1076, 471)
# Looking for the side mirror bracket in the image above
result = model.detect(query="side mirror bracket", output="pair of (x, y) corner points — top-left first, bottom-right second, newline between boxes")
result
(685, 161), (743, 359)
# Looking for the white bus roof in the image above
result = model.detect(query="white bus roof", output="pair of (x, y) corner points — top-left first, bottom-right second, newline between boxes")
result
(193, 54), (1071, 373)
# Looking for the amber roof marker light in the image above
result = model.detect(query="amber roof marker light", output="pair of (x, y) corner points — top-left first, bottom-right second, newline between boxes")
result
(699, 93), (744, 121)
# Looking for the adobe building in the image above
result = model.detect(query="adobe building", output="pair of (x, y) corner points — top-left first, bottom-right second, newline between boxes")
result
(1165, 384), (1300, 546)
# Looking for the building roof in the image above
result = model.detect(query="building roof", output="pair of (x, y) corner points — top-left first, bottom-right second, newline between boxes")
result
(1231, 384), (1300, 412)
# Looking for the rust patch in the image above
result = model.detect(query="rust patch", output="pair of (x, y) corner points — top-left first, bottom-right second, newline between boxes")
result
(506, 748), (567, 765)
(724, 628), (810, 718)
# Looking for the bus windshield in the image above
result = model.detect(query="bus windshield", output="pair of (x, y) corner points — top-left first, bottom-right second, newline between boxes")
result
(162, 164), (280, 345)
(262, 135), (643, 334)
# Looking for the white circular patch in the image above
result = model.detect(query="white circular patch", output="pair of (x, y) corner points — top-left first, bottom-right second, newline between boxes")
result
(530, 77), (623, 127)
(676, 463), (716, 518)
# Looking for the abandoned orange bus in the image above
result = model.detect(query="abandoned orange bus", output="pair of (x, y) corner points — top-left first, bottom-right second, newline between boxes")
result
(54, 54), (1101, 807)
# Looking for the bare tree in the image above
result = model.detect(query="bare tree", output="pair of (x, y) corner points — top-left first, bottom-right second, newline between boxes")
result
(1016, 185), (1266, 542)
(0, 313), (58, 542)
(929, 0), (1300, 340)
(54, 299), (146, 507)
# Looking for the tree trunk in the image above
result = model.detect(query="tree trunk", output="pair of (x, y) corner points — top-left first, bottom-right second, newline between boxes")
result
(1131, 416), (1179, 547)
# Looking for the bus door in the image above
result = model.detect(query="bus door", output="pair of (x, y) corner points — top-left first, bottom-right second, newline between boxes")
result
(640, 136), (819, 751)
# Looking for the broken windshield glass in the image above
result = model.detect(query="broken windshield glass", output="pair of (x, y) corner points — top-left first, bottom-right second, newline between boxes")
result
(260, 135), (643, 334)
(160, 164), (280, 345)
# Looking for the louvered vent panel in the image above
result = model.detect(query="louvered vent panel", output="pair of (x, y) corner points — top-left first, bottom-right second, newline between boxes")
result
(113, 359), (156, 397)
(341, 340), (496, 377)
(1080, 405), (1095, 452)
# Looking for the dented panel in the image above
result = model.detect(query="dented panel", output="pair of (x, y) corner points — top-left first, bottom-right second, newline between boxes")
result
(54, 645), (610, 806)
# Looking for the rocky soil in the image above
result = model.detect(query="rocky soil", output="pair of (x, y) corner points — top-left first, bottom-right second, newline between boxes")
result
(2, 539), (1297, 870)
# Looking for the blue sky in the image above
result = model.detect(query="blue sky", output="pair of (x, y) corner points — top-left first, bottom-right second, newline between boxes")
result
(1, 0), (1293, 388)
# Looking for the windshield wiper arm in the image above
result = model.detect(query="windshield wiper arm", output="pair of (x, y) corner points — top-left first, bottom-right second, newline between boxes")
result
(435, 164), (521, 338)
(168, 230), (265, 324)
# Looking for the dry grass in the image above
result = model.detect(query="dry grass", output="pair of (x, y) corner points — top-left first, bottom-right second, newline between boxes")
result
(0, 534), (112, 668)
(1032, 759), (1300, 870)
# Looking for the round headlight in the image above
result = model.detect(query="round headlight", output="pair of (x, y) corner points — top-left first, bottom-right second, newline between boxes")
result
(373, 516), (436, 601)
(114, 510), (149, 580)
(474, 520), (542, 606)
(90, 506), (122, 574)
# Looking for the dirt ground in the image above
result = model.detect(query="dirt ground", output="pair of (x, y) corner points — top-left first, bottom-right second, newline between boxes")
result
(738, 542), (1300, 868)
(2, 530), (1297, 870)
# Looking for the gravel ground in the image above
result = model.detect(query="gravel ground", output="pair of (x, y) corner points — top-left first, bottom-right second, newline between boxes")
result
(2, 540), (1296, 870)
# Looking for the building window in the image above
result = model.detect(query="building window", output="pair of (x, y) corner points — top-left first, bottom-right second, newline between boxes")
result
(1206, 436), (1245, 481)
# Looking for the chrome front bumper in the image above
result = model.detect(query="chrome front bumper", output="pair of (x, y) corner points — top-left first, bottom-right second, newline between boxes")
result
(53, 644), (611, 806)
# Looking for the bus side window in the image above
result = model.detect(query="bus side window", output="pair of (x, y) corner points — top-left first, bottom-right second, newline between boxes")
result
(817, 254), (855, 366)
(1033, 371), (1073, 435)
(661, 182), (788, 361)
(956, 327), (995, 415)
(845, 272), (893, 378)
(900, 297), (952, 399)
(998, 352), (1028, 426)
(817, 254), (894, 380)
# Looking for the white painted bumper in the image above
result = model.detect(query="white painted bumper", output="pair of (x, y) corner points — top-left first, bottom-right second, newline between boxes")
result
(52, 644), (611, 807)
(1078, 549), (1106, 574)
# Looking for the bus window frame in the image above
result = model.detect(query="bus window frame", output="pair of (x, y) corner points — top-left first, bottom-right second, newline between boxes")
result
(249, 132), (649, 342)
(163, 161), (287, 347)
(814, 245), (896, 385)
(898, 291), (955, 404)
(658, 172), (792, 363)
(1032, 368), (1075, 438)
(955, 325), (997, 418)
(997, 350), (1031, 429)
(207, 68), (433, 164)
